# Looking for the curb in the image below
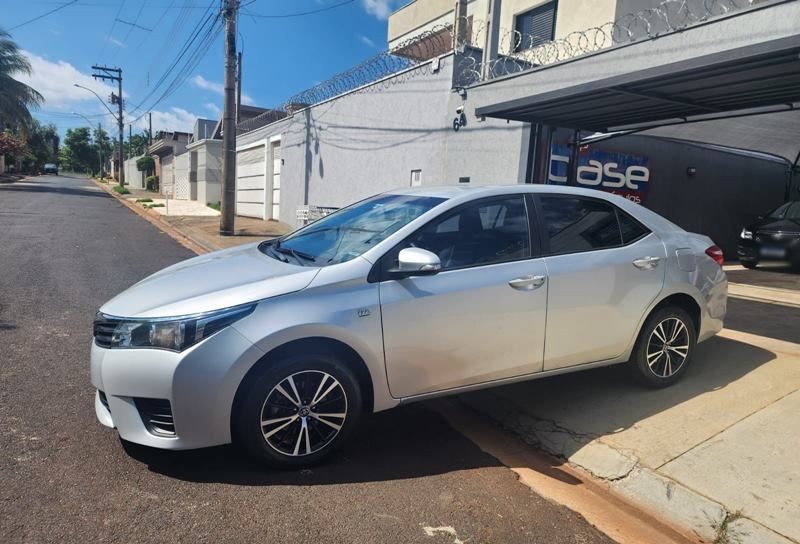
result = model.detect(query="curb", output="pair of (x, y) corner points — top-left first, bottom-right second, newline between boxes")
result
(92, 179), (213, 256)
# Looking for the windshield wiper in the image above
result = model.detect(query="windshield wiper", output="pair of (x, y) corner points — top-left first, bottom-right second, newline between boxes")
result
(274, 241), (316, 263)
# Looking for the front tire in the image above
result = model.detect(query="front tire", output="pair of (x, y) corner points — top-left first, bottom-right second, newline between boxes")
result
(629, 307), (696, 388)
(741, 259), (758, 269)
(234, 353), (362, 468)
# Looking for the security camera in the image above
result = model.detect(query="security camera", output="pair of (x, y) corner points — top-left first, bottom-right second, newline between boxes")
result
(455, 105), (465, 115)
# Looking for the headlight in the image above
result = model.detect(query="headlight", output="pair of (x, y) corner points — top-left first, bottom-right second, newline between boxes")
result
(740, 228), (753, 240)
(95, 303), (256, 352)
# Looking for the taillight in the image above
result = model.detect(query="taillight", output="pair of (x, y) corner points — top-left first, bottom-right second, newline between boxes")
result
(705, 245), (724, 266)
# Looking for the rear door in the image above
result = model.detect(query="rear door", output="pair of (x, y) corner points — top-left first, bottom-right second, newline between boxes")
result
(536, 194), (666, 370)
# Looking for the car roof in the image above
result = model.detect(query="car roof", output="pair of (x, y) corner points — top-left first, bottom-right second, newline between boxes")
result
(386, 184), (620, 200)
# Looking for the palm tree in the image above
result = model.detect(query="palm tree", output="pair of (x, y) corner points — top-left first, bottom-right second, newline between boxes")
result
(0, 28), (43, 133)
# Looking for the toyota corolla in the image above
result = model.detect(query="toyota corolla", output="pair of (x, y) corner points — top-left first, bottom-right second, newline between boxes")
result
(91, 185), (727, 467)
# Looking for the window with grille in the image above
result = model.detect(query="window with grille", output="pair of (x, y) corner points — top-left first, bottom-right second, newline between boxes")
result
(410, 169), (422, 187)
(514, 1), (557, 52)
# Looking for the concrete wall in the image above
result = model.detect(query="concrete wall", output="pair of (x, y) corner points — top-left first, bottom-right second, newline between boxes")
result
(238, 54), (527, 227)
(123, 156), (146, 189)
(188, 139), (222, 205)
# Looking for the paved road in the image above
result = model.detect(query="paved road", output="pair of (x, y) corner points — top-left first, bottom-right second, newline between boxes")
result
(0, 175), (611, 544)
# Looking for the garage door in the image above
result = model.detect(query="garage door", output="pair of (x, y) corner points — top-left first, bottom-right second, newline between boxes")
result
(236, 145), (266, 219)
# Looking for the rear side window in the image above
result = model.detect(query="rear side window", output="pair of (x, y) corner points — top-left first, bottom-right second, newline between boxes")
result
(618, 211), (650, 244)
(539, 196), (621, 254)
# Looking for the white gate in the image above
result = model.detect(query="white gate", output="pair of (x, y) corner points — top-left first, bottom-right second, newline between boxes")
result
(236, 145), (266, 219)
(173, 153), (190, 200)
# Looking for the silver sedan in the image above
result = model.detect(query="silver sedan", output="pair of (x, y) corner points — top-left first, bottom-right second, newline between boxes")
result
(91, 185), (727, 467)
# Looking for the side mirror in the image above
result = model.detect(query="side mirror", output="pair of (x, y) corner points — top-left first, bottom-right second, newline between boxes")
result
(390, 248), (441, 279)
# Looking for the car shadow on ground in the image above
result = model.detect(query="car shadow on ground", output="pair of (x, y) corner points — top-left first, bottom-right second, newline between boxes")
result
(459, 334), (778, 461)
(121, 403), (516, 486)
(726, 264), (800, 290)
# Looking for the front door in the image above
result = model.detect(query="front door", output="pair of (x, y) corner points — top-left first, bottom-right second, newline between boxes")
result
(536, 194), (666, 370)
(379, 195), (548, 398)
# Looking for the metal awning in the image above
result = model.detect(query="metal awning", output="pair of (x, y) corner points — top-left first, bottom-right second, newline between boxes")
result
(475, 35), (800, 133)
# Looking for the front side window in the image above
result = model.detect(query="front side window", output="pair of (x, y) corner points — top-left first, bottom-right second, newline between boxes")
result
(539, 196), (621, 254)
(262, 194), (445, 266)
(395, 196), (531, 271)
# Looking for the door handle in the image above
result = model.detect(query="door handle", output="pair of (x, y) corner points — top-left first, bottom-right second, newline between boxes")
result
(632, 256), (661, 270)
(508, 275), (546, 291)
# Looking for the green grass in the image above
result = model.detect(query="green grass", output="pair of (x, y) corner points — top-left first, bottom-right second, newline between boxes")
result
(113, 185), (131, 195)
(207, 201), (221, 211)
(136, 198), (153, 203)
(144, 203), (165, 209)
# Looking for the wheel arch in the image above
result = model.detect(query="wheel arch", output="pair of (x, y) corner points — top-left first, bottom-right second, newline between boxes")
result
(230, 336), (375, 436)
(648, 293), (702, 335)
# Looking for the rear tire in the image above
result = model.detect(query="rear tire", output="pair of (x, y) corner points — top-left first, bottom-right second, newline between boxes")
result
(741, 260), (758, 269)
(629, 306), (696, 388)
(234, 351), (362, 468)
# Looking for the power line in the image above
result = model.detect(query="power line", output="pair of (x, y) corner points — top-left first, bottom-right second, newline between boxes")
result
(115, 17), (152, 32)
(8, 0), (78, 31)
(242, 0), (356, 18)
(98, 0), (127, 59)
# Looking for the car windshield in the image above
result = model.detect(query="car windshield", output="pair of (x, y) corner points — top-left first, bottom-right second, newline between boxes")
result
(260, 194), (446, 266)
(767, 201), (800, 220)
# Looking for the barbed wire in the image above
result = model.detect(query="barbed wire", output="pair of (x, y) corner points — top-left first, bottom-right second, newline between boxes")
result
(239, 0), (758, 133)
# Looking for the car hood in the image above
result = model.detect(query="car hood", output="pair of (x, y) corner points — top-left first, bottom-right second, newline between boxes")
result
(753, 218), (800, 234)
(99, 242), (320, 318)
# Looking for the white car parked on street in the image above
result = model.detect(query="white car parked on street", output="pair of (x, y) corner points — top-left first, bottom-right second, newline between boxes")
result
(92, 185), (727, 467)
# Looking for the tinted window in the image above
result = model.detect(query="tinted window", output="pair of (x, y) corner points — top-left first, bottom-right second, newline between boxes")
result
(401, 196), (530, 270)
(540, 196), (621, 254)
(618, 211), (650, 244)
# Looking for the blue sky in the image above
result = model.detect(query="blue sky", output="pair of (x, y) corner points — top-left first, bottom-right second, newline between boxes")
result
(7, 0), (402, 136)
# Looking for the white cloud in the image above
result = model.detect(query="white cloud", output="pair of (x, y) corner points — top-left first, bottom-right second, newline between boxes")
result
(134, 107), (199, 133)
(108, 37), (125, 48)
(191, 74), (255, 106)
(18, 50), (116, 110)
(205, 102), (221, 116)
(359, 35), (376, 48)
(362, 0), (394, 19)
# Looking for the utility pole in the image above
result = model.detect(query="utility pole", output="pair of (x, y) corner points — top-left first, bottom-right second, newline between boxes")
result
(98, 123), (104, 179)
(236, 51), (242, 124)
(220, 0), (239, 235)
(91, 65), (125, 186)
(148, 112), (152, 146)
(128, 124), (132, 160)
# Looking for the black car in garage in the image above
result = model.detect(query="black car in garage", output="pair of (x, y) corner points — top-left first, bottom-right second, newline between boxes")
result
(737, 201), (800, 268)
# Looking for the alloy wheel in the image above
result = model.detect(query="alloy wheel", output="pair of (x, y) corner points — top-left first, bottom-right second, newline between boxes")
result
(260, 370), (348, 457)
(646, 317), (690, 378)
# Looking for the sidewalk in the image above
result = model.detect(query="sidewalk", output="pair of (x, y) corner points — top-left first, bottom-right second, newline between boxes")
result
(462, 319), (800, 543)
(96, 179), (291, 252)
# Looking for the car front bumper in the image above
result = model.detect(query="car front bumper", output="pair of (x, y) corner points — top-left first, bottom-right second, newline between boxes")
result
(90, 326), (265, 450)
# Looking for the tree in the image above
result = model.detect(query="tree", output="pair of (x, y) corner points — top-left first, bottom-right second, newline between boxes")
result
(0, 29), (43, 134)
(61, 127), (94, 173)
(125, 132), (150, 158)
(136, 155), (154, 173)
(0, 131), (25, 156)
(20, 119), (58, 171)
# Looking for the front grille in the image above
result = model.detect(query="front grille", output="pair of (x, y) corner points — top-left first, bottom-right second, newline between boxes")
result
(98, 390), (110, 413)
(93, 316), (119, 348)
(757, 230), (800, 242)
(134, 398), (176, 437)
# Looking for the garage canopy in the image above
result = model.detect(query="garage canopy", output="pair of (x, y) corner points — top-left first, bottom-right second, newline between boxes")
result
(475, 35), (800, 134)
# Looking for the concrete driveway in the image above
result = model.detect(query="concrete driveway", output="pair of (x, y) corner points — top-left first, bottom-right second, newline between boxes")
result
(463, 279), (800, 543)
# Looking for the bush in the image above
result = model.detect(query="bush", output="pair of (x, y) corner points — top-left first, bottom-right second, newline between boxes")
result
(145, 175), (159, 192)
(207, 201), (221, 211)
(136, 156), (155, 172)
(144, 203), (165, 209)
(113, 185), (130, 195)
(136, 198), (153, 203)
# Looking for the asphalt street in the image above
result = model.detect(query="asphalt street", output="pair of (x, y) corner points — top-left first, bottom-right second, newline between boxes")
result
(0, 174), (612, 544)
